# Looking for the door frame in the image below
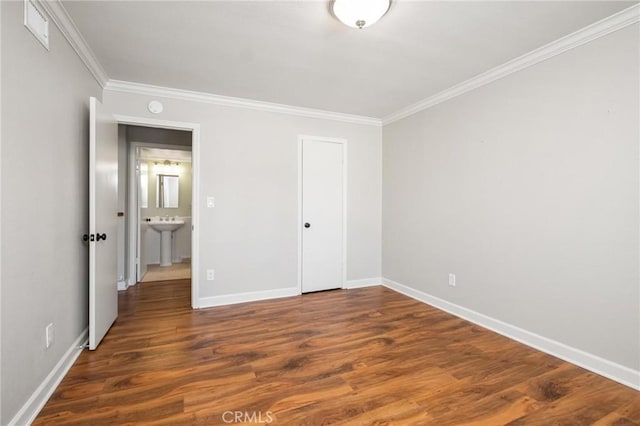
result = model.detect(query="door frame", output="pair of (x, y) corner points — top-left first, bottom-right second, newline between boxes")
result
(115, 114), (201, 309)
(297, 135), (348, 294)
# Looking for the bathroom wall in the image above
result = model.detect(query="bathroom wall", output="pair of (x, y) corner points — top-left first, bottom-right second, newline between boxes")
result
(141, 159), (192, 218)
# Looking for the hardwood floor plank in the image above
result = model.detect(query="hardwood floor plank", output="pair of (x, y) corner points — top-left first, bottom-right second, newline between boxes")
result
(34, 282), (639, 425)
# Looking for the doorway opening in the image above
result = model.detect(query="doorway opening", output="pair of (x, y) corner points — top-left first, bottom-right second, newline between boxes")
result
(137, 143), (192, 282)
(116, 122), (198, 307)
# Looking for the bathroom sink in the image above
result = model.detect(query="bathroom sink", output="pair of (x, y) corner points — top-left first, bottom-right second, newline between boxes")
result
(147, 219), (185, 266)
(149, 220), (184, 233)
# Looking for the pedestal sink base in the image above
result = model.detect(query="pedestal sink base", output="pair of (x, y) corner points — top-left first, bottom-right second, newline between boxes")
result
(160, 230), (173, 266)
(148, 220), (185, 267)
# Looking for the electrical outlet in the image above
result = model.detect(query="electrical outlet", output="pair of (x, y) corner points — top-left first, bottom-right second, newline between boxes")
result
(45, 323), (54, 349)
(207, 269), (215, 281)
(448, 273), (456, 287)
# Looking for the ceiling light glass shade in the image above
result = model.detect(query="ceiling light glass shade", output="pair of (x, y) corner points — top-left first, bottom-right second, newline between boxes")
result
(333, 0), (391, 29)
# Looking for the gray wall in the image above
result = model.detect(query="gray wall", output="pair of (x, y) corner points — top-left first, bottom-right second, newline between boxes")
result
(383, 24), (640, 370)
(105, 91), (383, 299)
(1, 2), (102, 423)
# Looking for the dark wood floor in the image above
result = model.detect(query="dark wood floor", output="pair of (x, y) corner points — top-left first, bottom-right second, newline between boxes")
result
(35, 280), (639, 425)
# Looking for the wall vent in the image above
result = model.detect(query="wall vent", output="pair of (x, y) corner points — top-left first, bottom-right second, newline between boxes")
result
(24, 0), (49, 50)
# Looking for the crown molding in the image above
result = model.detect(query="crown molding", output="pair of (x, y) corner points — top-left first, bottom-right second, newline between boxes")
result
(104, 80), (383, 126)
(36, 0), (637, 126)
(382, 4), (640, 125)
(39, 0), (108, 87)
(38, 0), (379, 126)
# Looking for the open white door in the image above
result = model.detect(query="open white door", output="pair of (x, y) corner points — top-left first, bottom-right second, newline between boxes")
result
(89, 96), (118, 350)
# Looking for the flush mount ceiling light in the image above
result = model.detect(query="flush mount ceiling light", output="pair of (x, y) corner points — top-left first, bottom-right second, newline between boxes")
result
(332, 0), (391, 29)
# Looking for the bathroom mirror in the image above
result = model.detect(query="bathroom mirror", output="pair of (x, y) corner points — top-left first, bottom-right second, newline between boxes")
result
(156, 174), (179, 208)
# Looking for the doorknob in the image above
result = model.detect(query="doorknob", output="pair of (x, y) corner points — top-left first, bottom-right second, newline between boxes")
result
(96, 233), (107, 241)
(304, 223), (311, 228)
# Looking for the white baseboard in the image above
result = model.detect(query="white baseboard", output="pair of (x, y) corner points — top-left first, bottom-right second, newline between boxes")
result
(382, 278), (640, 391)
(198, 287), (299, 308)
(345, 277), (382, 289)
(9, 328), (88, 426)
(117, 279), (127, 291)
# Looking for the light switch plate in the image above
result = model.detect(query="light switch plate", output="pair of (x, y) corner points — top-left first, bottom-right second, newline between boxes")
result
(207, 197), (215, 208)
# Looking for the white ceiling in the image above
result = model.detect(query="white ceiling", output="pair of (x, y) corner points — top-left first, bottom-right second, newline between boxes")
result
(63, 1), (636, 118)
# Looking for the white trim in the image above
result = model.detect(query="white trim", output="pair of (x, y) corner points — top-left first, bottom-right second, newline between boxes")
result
(191, 126), (201, 308)
(38, 0), (108, 87)
(382, 278), (640, 391)
(342, 141), (348, 293)
(113, 115), (201, 309)
(24, 0), (50, 51)
(8, 328), (88, 426)
(199, 287), (299, 308)
(127, 142), (139, 285)
(106, 80), (382, 127)
(116, 279), (127, 291)
(382, 4), (640, 125)
(345, 278), (382, 289)
(0, 1), (3, 421)
(114, 115), (200, 133)
(297, 135), (348, 294)
(297, 138), (303, 295)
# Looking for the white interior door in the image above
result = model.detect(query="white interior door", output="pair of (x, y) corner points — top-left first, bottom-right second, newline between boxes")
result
(89, 96), (118, 350)
(301, 138), (345, 293)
